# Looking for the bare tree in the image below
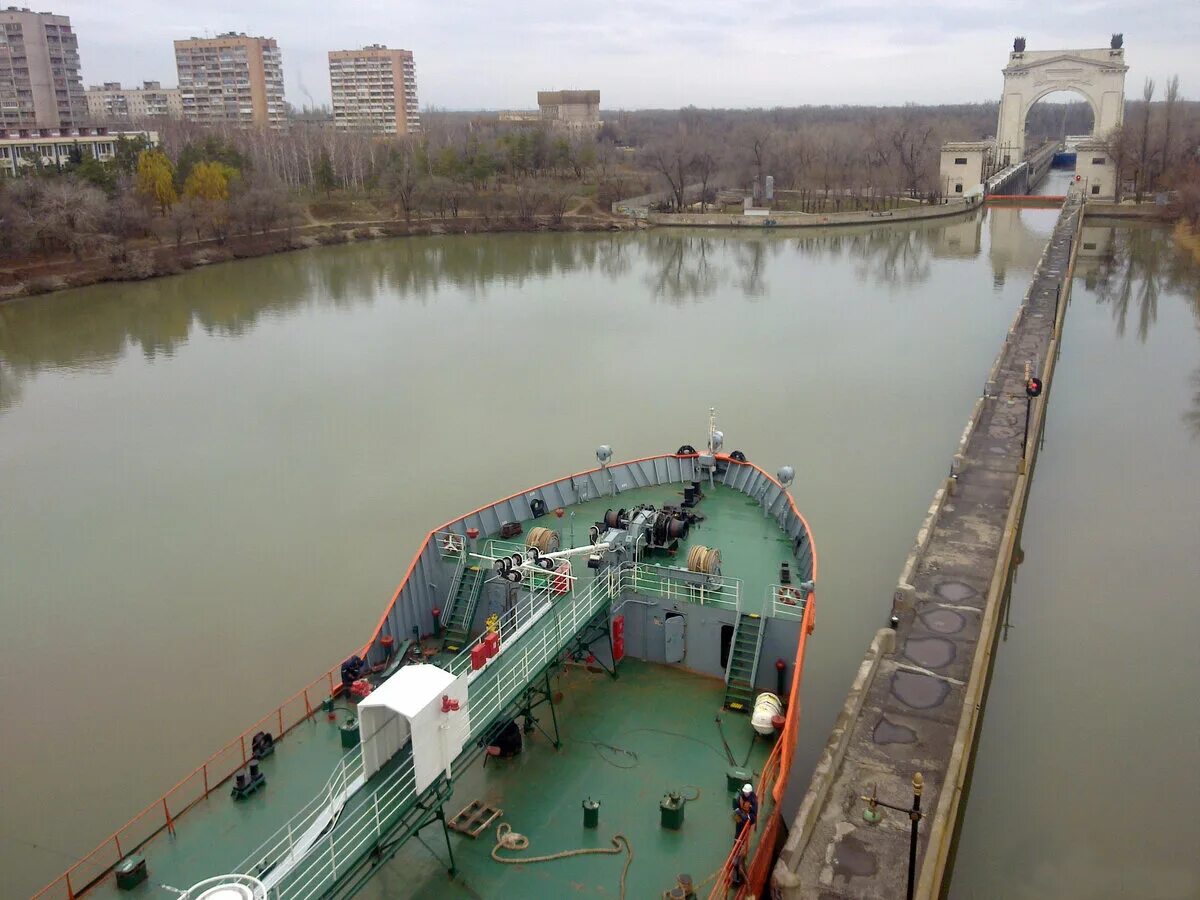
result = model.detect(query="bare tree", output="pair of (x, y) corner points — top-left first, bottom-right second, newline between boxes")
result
(106, 180), (153, 248)
(35, 178), (107, 258)
(545, 184), (576, 224)
(1136, 77), (1155, 201)
(690, 145), (720, 211)
(644, 133), (689, 210)
(890, 115), (934, 198)
(167, 198), (201, 248)
(382, 141), (421, 222)
(0, 178), (39, 259)
(1158, 75), (1181, 188)
(512, 178), (545, 223)
(231, 183), (291, 236)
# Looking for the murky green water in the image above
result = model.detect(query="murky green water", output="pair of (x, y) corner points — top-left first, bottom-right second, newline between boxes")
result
(1, 209), (1194, 896)
(950, 224), (1200, 898)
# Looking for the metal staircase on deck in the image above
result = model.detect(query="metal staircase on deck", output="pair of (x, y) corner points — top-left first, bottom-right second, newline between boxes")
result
(441, 565), (485, 653)
(723, 612), (764, 712)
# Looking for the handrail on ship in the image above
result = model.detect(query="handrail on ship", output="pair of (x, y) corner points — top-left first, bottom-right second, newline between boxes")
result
(35, 452), (817, 900)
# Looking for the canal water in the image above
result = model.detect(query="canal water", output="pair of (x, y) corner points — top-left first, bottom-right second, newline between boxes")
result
(0, 208), (1193, 895)
(949, 222), (1200, 899)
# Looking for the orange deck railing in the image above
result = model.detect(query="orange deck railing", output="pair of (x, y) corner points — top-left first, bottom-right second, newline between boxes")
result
(709, 592), (816, 899)
(32, 657), (353, 900)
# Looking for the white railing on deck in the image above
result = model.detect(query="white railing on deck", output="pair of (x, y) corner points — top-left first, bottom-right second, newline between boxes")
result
(482, 538), (526, 558)
(462, 569), (616, 743)
(766, 583), (807, 621)
(439, 548), (467, 627)
(433, 529), (466, 560)
(277, 746), (419, 899)
(262, 572), (617, 898)
(445, 569), (579, 679)
(623, 563), (741, 612)
(234, 746), (365, 889)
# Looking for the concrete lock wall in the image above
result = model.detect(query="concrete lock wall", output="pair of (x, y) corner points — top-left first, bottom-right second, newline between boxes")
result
(774, 196), (1087, 899)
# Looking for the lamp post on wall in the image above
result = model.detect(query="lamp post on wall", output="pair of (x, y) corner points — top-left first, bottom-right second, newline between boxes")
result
(861, 773), (925, 900)
(1023, 361), (1043, 462)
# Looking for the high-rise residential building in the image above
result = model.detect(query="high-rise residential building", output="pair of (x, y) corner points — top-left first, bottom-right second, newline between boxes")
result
(174, 32), (284, 127)
(537, 90), (600, 131)
(0, 7), (87, 130)
(329, 45), (419, 135)
(86, 81), (182, 123)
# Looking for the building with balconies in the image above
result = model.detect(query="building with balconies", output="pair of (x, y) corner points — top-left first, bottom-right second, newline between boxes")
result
(174, 32), (285, 127)
(86, 81), (182, 124)
(329, 45), (419, 135)
(0, 7), (87, 130)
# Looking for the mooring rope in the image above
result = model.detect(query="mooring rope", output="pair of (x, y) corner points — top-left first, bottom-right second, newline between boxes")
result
(491, 822), (633, 899)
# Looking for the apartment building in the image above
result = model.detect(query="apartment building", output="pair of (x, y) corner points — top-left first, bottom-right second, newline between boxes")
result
(0, 7), (87, 130)
(86, 81), (182, 123)
(329, 45), (419, 135)
(537, 90), (600, 131)
(174, 32), (284, 127)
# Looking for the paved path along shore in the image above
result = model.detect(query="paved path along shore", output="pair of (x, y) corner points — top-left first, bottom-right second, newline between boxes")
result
(775, 195), (1083, 898)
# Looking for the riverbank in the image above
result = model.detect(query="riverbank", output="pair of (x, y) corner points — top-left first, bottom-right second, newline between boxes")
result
(0, 214), (636, 303)
(645, 197), (980, 228)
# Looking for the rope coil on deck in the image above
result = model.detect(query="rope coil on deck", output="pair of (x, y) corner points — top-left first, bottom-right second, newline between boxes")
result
(686, 545), (721, 575)
(526, 526), (560, 553)
(491, 822), (633, 899)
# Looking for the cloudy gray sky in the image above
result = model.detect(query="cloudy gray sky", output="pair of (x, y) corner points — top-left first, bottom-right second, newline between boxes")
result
(56, 0), (1198, 110)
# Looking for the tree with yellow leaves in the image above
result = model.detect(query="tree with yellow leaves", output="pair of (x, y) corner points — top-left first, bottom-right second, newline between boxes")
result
(183, 161), (237, 202)
(135, 148), (177, 215)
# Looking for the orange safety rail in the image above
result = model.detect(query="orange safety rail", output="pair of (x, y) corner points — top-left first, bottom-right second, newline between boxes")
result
(33, 656), (354, 900)
(709, 591), (817, 899)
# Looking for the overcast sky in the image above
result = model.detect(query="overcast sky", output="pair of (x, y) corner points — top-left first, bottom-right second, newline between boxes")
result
(54, 0), (1198, 110)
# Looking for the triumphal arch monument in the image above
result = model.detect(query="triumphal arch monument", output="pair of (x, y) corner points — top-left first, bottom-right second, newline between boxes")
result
(995, 37), (1129, 166)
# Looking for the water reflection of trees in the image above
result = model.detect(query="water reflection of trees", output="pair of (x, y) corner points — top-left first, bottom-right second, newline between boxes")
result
(1, 219), (974, 410)
(1088, 225), (1200, 341)
(1086, 224), (1200, 438)
(641, 217), (961, 302)
(0, 234), (637, 410)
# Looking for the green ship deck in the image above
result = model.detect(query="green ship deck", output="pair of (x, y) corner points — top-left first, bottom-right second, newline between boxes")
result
(361, 658), (772, 899)
(61, 469), (814, 900)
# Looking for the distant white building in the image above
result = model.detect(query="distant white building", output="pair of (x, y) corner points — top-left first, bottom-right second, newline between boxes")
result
(0, 127), (157, 177)
(940, 142), (993, 197)
(1073, 140), (1117, 200)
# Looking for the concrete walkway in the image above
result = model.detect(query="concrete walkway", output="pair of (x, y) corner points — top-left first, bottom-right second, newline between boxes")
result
(775, 195), (1083, 898)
